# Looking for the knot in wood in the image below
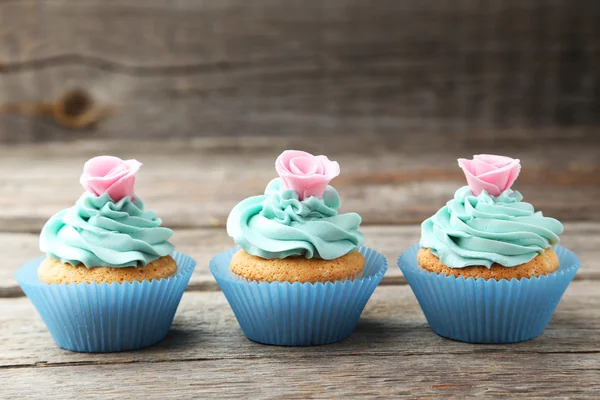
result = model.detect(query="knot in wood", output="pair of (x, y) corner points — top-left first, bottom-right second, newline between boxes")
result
(52, 89), (109, 129)
(60, 89), (92, 119)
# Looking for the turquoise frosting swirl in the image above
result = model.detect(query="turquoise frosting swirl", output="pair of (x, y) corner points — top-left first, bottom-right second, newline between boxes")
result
(40, 193), (174, 268)
(421, 186), (563, 268)
(226, 178), (364, 260)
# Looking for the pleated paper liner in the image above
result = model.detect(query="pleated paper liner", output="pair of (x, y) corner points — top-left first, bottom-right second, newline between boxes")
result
(210, 246), (387, 346)
(15, 252), (196, 353)
(398, 245), (580, 344)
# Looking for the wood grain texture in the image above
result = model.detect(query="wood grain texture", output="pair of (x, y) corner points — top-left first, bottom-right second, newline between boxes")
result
(0, 136), (599, 233)
(2, 222), (599, 298)
(0, 283), (598, 398)
(0, 0), (599, 142)
(1, 354), (599, 399)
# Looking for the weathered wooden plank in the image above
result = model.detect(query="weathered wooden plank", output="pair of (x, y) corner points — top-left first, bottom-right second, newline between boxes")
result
(0, 283), (598, 398)
(1, 283), (598, 368)
(0, 1), (599, 142)
(2, 223), (599, 297)
(0, 137), (598, 233)
(1, 353), (599, 399)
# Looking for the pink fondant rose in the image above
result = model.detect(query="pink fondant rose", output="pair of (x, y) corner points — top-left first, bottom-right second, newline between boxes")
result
(275, 150), (340, 200)
(458, 154), (521, 196)
(80, 156), (142, 201)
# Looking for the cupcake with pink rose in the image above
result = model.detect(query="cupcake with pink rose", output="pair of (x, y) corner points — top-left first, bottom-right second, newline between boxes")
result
(211, 150), (387, 346)
(15, 156), (196, 352)
(398, 154), (580, 343)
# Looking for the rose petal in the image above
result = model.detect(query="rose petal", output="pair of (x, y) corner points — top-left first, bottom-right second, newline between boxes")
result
(105, 164), (129, 179)
(82, 156), (124, 176)
(276, 150), (304, 175)
(314, 155), (340, 179)
(105, 175), (137, 201)
(79, 156), (142, 201)
(459, 155), (521, 196)
(477, 159), (520, 191)
(302, 181), (331, 199)
(289, 156), (319, 175)
(457, 158), (474, 174)
(506, 162), (521, 190)
(84, 177), (123, 197)
(275, 150), (340, 199)
(85, 165), (129, 185)
(474, 154), (514, 168)
(458, 158), (501, 196)
(123, 159), (143, 173)
(473, 158), (498, 176)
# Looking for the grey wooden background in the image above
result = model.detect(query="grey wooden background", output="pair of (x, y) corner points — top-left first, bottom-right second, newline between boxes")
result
(0, 0), (599, 143)
(1, 2), (600, 398)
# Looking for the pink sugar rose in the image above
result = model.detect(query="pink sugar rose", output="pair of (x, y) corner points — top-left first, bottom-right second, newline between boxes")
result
(80, 156), (142, 201)
(458, 154), (521, 196)
(275, 150), (340, 200)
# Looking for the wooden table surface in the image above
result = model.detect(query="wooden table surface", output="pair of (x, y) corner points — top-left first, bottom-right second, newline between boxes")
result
(1, 135), (599, 398)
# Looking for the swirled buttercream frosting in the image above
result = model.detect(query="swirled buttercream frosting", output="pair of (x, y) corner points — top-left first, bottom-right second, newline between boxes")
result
(40, 193), (174, 268)
(421, 186), (563, 268)
(227, 178), (364, 260)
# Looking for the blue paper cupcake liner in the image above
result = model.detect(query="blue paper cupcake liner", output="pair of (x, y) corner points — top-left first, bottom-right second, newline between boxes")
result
(210, 246), (387, 346)
(15, 252), (196, 353)
(398, 245), (580, 344)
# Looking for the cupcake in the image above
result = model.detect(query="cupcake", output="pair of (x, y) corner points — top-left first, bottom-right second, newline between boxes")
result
(15, 156), (196, 352)
(398, 154), (580, 343)
(211, 150), (387, 346)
